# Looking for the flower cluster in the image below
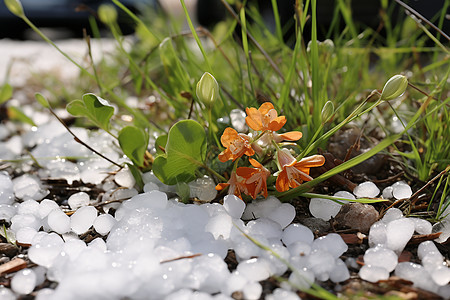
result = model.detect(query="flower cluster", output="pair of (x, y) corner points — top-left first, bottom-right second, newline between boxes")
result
(216, 102), (325, 200)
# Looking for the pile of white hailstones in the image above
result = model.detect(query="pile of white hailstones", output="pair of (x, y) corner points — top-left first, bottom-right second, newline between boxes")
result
(0, 168), (449, 299)
(0, 118), (449, 299)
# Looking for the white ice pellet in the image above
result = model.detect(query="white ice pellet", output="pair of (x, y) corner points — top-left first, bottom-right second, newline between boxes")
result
(395, 262), (439, 293)
(0, 286), (15, 300)
(363, 245), (398, 272)
(16, 227), (38, 245)
(13, 174), (47, 200)
(247, 218), (282, 239)
(47, 209), (71, 234)
(35, 288), (55, 300)
(422, 252), (445, 269)
(266, 288), (301, 300)
(62, 239), (87, 260)
(392, 183), (412, 200)
(382, 186), (393, 199)
(329, 258), (350, 283)
(306, 249), (335, 281)
(359, 265), (389, 282)
(261, 244), (290, 275)
(242, 281), (262, 300)
(10, 214), (41, 233)
(230, 109), (247, 132)
(282, 223), (314, 246)
(237, 258), (272, 282)
(38, 199), (60, 219)
(28, 233), (65, 268)
(386, 218), (415, 254)
(431, 266), (450, 286)
(0, 172), (14, 205)
(284, 268), (315, 290)
(205, 213), (233, 240)
(311, 233), (348, 259)
(353, 181), (380, 198)
(309, 197), (342, 221)
(334, 190), (356, 201)
(114, 167), (136, 188)
(221, 271), (248, 296)
(17, 200), (40, 216)
(267, 203), (296, 228)
(88, 237), (107, 252)
(93, 213), (116, 235)
(410, 218), (432, 235)
(0, 204), (17, 222)
(244, 196), (281, 220)
(68, 192), (90, 210)
(11, 268), (37, 295)
(287, 241), (311, 257)
(233, 235), (263, 260)
(432, 220), (450, 243)
(381, 208), (404, 223)
(223, 194), (245, 219)
(189, 176), (217, 201)
(143, 182), (159, 192)
(70, 206), (98, 235)
(417, 241), (440, 260)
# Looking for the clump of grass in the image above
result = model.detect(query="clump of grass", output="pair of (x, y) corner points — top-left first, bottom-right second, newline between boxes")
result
(3, 0), (449, 209)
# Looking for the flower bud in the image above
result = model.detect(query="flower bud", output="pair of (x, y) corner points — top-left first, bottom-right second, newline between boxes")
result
(380, 75), (408, 101)
(196, 72), (219, 105)
(4, 0), (24, 17)
(98, 4), (118, 25)
(321, 100), (334, 124)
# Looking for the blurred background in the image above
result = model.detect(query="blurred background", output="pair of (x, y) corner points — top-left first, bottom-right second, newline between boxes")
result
(0, 0), (448, 40)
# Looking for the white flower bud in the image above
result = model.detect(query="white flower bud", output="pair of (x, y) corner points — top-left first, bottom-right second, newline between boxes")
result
(380, 75), (408, 101)
(4, 0), (24, 17)
(98, 4), (118, 25)
(196, 72), (219, 105)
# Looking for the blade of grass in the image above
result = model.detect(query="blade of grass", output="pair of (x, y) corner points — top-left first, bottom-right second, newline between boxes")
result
(180, 0), (213, 73)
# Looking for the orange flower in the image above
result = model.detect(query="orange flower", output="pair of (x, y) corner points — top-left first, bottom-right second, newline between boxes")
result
(245, 102), (286, 132)
(246, 102), (302, 142)
(275, 149), (325, 192)
(236, 158), (270, 199)
(218, 127), (255, 162)
(215, 171), (247, 199)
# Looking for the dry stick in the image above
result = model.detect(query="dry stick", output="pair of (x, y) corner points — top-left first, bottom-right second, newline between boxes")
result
(394, 0), (450, 42)
(219, 0), (285, 82)
(47, 108), (122, 169)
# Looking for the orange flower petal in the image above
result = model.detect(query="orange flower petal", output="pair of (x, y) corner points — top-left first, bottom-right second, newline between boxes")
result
(258, 102), (275, 115)
(268, 116), (286, 131)
(245, 107), (263, 131)
(275, 170), (289, 192)
(220, 127), (238, 147)
(277, 131), (303, 141)
(215, 182), (229, 191)
(296, 155), (326, 168)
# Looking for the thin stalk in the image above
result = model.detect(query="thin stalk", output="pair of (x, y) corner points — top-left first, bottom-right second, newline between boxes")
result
(180, 0), (213, 73)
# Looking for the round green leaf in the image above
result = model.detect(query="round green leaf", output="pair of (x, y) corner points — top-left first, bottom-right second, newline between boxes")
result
(118, 126), (149, 167)
(152, 120), (206, 185)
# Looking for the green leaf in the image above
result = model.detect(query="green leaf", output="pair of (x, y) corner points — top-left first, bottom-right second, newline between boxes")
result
(7, 106), (36, 126)
(35, 93), (50, 108)
(66, 93), (114, 131)
(155, 135), (168, 155)
(118, 126), (149, 167)
(126, 163), (144, 190)
(0, 83), (12, 104)
(176, 182), (190, 203)
(152, 120), (206, 185)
